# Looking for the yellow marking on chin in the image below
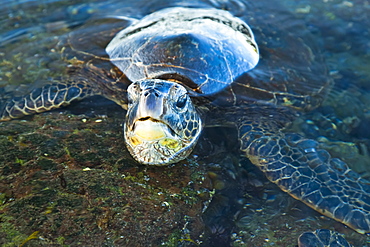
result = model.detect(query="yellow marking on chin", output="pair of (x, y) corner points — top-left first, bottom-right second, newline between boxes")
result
(130, 136), (142, 146)
(159, 138), (180, 151)
(134, 121), (166, 140)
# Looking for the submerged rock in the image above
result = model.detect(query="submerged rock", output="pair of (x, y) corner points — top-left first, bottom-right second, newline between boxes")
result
(0, 112), (212, 246)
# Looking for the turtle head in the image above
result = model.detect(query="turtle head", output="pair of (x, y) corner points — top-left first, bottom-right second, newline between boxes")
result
(124, 79), (202, 165)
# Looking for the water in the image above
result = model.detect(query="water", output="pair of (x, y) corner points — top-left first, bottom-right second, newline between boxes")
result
(0, 0), (369, 246)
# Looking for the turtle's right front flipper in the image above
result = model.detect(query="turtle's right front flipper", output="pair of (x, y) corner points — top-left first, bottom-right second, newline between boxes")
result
(238, 106), (370, 234)
(0, 79), (97, 121)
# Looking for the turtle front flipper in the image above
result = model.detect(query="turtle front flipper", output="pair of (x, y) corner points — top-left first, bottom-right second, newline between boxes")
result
(0, 79), (97, 121)
(238, 106), (370, 234)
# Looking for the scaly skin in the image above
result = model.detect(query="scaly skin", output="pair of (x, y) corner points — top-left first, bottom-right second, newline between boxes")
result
(298, 229), (353, 247)
(0, 64), (126, 122)
(0, 80), (93, 121)
(239, 106), (370, 235)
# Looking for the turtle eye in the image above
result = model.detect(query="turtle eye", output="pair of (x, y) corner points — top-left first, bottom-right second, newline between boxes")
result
(175, 95), (187, 109)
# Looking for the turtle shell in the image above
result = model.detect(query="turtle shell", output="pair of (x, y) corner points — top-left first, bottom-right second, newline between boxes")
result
(106, 7), (259, 95)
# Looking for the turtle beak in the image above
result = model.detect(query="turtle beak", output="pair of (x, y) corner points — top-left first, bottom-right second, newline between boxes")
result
(127, 87), (172, 141)
(137, 88), (164, 120)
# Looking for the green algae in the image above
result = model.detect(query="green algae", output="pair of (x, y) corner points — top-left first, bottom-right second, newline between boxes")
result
(0, 219), (28, 247)
(0, 113), (211, 246)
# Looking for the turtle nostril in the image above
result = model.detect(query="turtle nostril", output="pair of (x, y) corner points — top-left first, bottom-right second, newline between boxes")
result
(143, 89), (160, 98)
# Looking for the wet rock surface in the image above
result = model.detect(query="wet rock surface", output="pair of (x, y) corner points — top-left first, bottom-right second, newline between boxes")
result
(0, 111), (212, 246)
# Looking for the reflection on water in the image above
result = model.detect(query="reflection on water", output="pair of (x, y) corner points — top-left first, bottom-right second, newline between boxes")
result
(0, 0), (369, 246)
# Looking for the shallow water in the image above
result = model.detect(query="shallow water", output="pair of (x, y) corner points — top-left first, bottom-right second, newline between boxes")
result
(0, 0), (369, 246)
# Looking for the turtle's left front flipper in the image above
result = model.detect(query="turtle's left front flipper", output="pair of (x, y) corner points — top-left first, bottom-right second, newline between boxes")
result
(0, 78), (97, 121)
(0, 65), (121, 122)
(238, 106), (370, 234)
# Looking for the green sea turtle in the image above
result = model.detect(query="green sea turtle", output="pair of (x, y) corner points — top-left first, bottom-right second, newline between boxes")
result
(0, 7), (368, 246)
